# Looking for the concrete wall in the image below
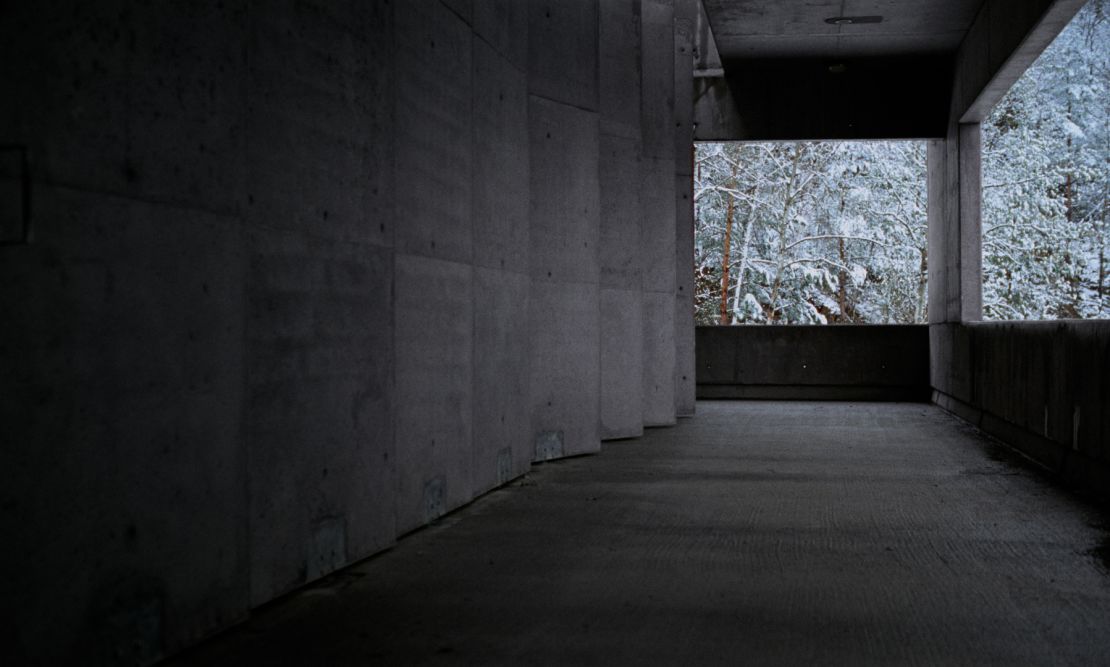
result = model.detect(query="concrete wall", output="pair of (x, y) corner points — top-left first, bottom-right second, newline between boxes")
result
(927, 0), (1107, 500)
(673, 0), (697, 418)
(932, 322), (1110, 501)
(697, 326), (931, 401)
(641, 0), (679, 427)
(0, 0), (695, 662)
(599, 0), (645, 440)
(528, 1), (602, 459)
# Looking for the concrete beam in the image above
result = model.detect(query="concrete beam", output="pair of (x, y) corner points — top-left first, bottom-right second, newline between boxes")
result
(690, 0), (746, 141)
(721, 57), (951, 140)
(956, 0), (1088, 122)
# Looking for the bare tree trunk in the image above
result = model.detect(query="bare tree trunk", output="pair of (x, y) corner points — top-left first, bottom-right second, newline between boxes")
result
(731, 185), (756, 324)
(720, 182), (733, 325)
(837, 236), (847, 322)
(768, 146), (804, 323)
(918, 248), (928, 322)
(1099, 238), (1106, 315)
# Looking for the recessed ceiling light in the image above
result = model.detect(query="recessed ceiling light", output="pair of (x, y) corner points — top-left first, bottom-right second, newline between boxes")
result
(824, 16), (884, 25)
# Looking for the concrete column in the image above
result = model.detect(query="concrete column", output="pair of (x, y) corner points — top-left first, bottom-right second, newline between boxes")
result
(393, 0), (475, 534)
(958, 123), (983, 322)
(471, 3), (531, 495)
(673, 0), (697, 418)
(927, 140), (947, 326)
(927, 121), (981, 401)
(528, 0), (602, 459)
(599, 0), (645, 440)
(640, 0), (678, 427)
(926, 121), (982, 326)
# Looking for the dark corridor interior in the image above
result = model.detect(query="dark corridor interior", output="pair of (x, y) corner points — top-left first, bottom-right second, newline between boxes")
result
(1, 1), (1108, 664)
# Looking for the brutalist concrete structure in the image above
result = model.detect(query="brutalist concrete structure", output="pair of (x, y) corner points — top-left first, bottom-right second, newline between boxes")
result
(0, 0), (1106, 664)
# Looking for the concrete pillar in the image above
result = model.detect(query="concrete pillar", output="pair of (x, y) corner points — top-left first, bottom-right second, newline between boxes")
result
(471, 3), (531, 495)
(393, 0), (475, 534)
(673, 0), (697, 418)
(246, 1), (398, 606)
(599, 0), (645, 440)
(527, 0), (602, 459)
(958, 123), (983, 322)
(927, 121), (981, 401)
(926, 121), (982, 326)
(640, 0), (678, 427)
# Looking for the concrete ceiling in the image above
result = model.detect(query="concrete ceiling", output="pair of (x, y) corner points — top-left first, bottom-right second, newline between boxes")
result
(703, 0), (985, 59)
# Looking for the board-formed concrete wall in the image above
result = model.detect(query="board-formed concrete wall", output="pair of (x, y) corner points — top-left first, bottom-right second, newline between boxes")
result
(0, 0), (695, 662)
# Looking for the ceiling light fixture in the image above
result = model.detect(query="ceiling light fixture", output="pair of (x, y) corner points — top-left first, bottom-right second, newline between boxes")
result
(824, 15), (884, 25)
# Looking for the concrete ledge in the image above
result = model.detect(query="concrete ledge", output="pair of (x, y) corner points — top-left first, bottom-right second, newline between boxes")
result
(934, 389), (1110, 505)
(700, 384), (931, 401)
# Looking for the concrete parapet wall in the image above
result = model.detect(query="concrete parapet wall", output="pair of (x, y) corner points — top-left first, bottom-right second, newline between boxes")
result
(696, 326), (931, 401)
(931, 321), (1110, 501)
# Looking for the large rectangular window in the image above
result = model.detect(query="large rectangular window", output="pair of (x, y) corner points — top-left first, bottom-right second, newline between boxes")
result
(694, 141), (928, 325)
(981, 0), (1109, 320)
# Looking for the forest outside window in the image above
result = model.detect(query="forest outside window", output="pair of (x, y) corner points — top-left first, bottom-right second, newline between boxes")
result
(693, 140), (928, 325)
(981, 0), (1109, 321)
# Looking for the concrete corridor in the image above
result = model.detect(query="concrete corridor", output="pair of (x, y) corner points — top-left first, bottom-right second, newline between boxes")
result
(170, 402), (1110, 666)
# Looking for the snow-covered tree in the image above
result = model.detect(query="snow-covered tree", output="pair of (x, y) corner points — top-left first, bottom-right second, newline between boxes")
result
(982, 0), (1109, 320)
(694, 141), (927, 325)
(694, 0), (1108, 325)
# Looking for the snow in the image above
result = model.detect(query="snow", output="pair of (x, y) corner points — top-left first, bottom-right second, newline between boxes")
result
(693, 0), (1109, 325)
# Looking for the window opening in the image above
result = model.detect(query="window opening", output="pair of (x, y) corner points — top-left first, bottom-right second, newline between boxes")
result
(694, 141), (928, 325)
(981, 0), (1109, 320)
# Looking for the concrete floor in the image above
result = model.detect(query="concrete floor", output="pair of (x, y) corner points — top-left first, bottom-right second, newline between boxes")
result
(169, 402), (1110, 666)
